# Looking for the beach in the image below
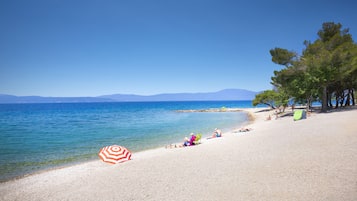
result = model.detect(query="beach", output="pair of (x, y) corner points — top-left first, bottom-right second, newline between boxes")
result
(1, 107), (356, 201)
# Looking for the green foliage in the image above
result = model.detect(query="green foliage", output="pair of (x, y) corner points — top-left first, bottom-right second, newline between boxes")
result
(270, 48), (297, 67)
(269, 22), (357, 112)
(252, 90), (279, 108)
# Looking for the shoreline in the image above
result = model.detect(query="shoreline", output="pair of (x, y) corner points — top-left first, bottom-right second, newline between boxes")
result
(0, 107), (303, 183)
(0, 107), (254, 183)
(1, 107), (356, 200)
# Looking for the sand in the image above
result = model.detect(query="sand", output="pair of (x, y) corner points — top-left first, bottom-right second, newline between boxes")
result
(1, 107), (357, 201)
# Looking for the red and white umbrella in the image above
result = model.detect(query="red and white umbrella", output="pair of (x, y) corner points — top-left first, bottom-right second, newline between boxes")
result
(98, 145), (132, 164)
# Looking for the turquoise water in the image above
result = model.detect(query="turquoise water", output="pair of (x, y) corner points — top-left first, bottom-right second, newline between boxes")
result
(0, 101), (259, 181)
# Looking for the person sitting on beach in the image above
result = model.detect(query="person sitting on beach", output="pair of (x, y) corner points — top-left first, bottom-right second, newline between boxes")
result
(183, 133), (196, 146)
(274, 110), (279, 119)
(212, 128), (222, 138)
(266, 115), (271, 121)
(166, 133), (196, 148)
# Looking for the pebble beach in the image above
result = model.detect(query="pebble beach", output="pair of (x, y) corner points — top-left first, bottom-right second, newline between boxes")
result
(1, 107), (356, 201)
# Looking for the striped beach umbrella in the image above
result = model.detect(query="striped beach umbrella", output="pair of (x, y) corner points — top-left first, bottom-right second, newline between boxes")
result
(98, 145), (132, 164)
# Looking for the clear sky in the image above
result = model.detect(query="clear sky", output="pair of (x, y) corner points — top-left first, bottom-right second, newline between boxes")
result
(1, 0), (356, 97)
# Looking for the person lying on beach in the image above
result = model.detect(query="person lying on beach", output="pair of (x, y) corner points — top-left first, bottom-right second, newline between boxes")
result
(166, 133), (196, 148)
(233, 127), (253, 133)
(237, 127), (252, 132)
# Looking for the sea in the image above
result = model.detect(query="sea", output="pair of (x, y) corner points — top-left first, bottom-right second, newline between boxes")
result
(0, 101), (262, 182)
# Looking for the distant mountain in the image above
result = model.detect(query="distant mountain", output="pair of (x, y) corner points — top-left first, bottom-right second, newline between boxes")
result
(0, 89), (258, 103)
(0, 94), (113, 104)
(99, 89), (258, 101)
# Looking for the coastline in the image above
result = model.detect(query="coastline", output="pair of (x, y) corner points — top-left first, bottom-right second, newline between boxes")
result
(0, 102), (252, 182)
(0, 107), (251, 183)
(0, 109), (249, 183)
(1, 107), (356, 201)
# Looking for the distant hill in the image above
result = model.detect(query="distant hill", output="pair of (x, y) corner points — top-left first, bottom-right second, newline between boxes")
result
(0, 89), (258, 103)
(0, 95), (113, 104)
(99, 89), (258, 101)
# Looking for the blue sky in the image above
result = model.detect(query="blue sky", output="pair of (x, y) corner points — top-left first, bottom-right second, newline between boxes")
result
(1, 0), (356, 97)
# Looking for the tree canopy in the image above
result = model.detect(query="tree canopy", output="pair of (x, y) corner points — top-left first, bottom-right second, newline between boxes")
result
(252, 90), (279, 109)
(253, 22), (357, 112)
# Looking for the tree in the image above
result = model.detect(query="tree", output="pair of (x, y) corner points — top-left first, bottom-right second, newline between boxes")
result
(252, 90), (279, 109)
(269, 22), (357, 112)
(304, 22), (355, 112)
(269, 48), (297, 67)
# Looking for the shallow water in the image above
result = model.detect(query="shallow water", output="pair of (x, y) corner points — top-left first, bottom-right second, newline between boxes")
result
(0, 101), (260, 181)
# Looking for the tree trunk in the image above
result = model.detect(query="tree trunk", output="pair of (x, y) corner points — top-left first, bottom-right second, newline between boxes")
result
(335, 93), (339, 109)
(321, 85), (328, 112)
(327, 90), (333, 108)
(345, 90), (350, 106)
(351, 89), (355, 106)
